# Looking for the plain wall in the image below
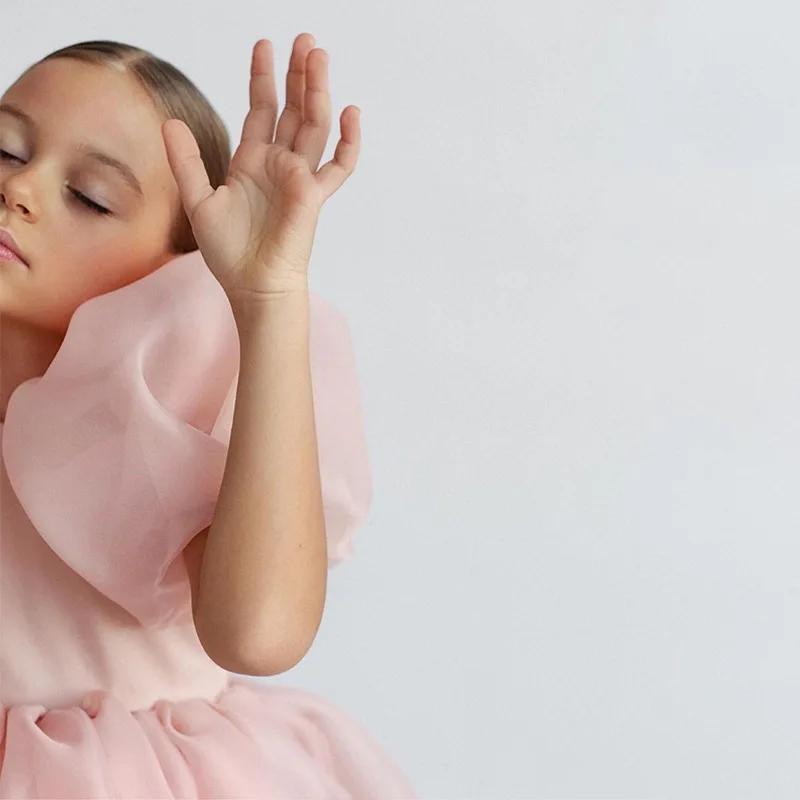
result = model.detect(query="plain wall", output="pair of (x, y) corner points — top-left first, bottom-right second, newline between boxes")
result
(3, 1), (798, 797)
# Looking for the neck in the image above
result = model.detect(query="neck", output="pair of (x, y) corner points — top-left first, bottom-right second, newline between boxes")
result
(1, 313), (64, 423)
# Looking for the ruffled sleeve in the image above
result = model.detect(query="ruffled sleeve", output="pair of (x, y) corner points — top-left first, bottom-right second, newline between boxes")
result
(2, 250), (372, 629)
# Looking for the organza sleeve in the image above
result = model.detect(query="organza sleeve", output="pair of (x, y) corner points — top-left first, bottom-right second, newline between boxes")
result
(2, 250), (372, 629)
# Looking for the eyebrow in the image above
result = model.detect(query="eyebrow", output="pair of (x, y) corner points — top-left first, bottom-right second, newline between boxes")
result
(0, 102), (144, 197)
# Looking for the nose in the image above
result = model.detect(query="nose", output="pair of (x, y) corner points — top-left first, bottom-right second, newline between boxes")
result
(0, 168), (39, 219)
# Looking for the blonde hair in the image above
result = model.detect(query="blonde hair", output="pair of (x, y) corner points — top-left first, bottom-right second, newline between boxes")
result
(22, 40), (231, 253)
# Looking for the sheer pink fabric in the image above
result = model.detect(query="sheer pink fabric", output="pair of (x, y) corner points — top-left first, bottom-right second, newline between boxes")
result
(0, 251), (415, 798)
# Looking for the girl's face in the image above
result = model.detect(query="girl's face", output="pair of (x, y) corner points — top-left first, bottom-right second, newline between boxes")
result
(0, 57), (183, 335)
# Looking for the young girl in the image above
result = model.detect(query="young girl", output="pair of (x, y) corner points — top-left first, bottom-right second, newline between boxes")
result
(0, 34), (416, 797)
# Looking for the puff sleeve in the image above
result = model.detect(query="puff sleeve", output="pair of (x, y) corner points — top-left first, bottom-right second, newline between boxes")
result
(2, 250), (372, 629)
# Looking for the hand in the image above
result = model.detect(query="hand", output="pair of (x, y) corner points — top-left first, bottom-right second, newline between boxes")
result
(162, 34), (361, 309)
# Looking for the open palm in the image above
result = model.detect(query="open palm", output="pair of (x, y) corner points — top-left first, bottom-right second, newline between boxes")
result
(162, 34), (360, 307)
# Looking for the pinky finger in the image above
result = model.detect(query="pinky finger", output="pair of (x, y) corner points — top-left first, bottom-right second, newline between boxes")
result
(315, 106), (361, 201)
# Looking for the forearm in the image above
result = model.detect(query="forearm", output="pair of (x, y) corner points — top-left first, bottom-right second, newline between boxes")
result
(194, 290), (328, 674)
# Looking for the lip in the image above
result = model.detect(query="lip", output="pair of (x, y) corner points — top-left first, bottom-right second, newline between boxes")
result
(0, 228), (28, 265)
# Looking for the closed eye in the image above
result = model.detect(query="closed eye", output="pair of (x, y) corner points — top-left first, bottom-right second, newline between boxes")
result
(0, 148), (22, 163)
(0, 149), (112, 216)
(69, 189), (112, 216)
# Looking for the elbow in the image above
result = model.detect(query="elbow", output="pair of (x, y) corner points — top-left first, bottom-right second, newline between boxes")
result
(235, 609), (324, 676)
(194, 611), (319, 677)
(227, 639), (308, 677)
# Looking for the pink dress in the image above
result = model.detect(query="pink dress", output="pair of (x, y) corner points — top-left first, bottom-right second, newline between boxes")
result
(0, 251), (416, 798)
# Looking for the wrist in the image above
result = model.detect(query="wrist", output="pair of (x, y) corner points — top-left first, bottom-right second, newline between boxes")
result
(229, 287), (311, 335)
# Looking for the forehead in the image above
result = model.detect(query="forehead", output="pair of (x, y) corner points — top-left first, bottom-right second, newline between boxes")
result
(2, 58), (168, 179)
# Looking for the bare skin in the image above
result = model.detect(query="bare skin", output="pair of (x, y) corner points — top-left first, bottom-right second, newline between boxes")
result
(0, 57), (183, 421)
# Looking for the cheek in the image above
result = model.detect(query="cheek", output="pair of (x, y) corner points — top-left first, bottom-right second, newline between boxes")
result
(26, 243), (159, 334)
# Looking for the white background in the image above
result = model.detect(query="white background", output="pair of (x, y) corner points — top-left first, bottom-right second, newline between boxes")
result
(3, 1), (798, 797)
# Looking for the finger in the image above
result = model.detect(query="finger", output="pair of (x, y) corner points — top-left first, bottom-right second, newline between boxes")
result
(293, 49), (332, 171)
(315, 107), (361, 201)
(240, 39), (278, 145)
(275, 32), (315, 149)
(162, 118), (214, 219)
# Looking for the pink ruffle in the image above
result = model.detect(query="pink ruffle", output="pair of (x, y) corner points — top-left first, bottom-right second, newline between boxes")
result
(0, 680), (416, 798)
(2, 250), (372, 628)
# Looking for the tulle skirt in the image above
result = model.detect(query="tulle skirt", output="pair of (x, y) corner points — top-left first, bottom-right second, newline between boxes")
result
(0, 679), (417, 799)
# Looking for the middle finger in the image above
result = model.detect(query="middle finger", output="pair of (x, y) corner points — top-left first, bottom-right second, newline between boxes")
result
(275, 33), (316, 149)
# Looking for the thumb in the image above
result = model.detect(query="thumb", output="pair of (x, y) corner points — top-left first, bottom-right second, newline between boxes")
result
(162, 119), (214, 221)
